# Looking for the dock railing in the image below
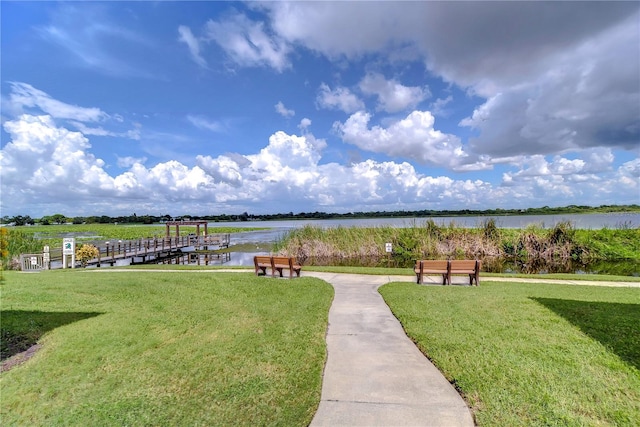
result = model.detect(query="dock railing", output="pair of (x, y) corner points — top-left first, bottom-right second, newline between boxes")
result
(19, 233), (231, 269)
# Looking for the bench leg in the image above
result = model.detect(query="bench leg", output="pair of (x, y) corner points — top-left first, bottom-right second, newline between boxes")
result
(466, 273), (480, 286)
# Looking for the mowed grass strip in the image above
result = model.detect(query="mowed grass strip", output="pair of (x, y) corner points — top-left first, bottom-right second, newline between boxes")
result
(379, 280), (640, 426)
(1, 271), (333, 426)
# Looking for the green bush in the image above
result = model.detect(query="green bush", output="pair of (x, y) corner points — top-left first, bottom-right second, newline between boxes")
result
(2, 229), (43, 270)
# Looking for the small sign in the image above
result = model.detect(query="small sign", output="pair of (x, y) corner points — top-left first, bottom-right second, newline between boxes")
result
(43, 253), (50, 262)
(385, 242), (392, 253)
(30, 256), (38, 265)
(63, 238), (75, 255)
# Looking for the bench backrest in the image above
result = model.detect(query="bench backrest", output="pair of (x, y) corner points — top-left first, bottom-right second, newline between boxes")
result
(254, 255), (271, 265)
(449, 260), (478, 272)
(271, 256), (293, 267)
(421, 260), (449, 270)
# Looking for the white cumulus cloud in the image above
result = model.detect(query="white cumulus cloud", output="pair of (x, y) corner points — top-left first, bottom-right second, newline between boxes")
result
(316, 83), (365, 113)
(334, 110), (466, 168)
(275, 101), (295, 118)
(2, 113), (638, 216)
(298, 118), (312, 130)
(359, 72), (430, 113)
(204, 12), (290, 72)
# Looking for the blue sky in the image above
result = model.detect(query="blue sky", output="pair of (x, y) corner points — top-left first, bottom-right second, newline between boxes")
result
(1, 1), (639, 218)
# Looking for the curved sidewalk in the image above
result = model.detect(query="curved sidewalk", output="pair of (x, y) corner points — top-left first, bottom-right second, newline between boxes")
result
(305, 272), (474, 427)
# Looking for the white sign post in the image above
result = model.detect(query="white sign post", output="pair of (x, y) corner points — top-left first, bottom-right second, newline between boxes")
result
(43, 245), (50, 270)
(62, 238), (76, 268)
(384, 242), (393, 268)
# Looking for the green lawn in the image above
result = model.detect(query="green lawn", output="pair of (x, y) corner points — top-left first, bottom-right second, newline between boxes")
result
(379, 280), (640, 426)
(0, 270), (333, 426)
(4, 269), (639, 426)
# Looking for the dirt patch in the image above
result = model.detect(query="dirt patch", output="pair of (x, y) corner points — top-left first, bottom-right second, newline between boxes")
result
(1, 344), (42, 373)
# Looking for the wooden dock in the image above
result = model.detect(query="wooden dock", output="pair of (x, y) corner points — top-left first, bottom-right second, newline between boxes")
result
(19, 221), (233, 270)
(21, 233), (232, 270)
(90, 234), (230, 267)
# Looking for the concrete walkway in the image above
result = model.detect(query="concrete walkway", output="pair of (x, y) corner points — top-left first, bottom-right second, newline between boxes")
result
(305, 272), (475, 427)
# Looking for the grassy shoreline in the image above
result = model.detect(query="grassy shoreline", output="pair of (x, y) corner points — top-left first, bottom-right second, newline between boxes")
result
(275, 221), (640, 270)
(3, 221), (639, 274)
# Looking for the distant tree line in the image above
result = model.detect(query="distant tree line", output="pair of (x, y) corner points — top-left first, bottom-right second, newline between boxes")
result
(1, 204), (638, 227)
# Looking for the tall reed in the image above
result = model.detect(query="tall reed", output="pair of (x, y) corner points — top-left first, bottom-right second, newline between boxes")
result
(275, 221), (638, 268)
(2, 229), (44, 270)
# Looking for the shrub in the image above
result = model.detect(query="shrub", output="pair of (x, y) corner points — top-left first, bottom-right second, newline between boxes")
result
(548, 220), (575, 245)
(482, 218), (500, 241)
(76, 244), (99, 267)
(424, 219), (442, 238)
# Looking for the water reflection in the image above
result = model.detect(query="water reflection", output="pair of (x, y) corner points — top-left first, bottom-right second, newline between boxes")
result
(482, 257), (640, 275)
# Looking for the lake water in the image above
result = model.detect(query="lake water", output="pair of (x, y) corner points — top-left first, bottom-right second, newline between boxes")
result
(201, 213), (640, 274)
(212, 212), (640, 247)
(209, 212), (640, 232)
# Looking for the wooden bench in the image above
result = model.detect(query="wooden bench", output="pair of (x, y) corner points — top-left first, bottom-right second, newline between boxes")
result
(449, 260), (480, 286)
(414, 259), (481, 286)
(253, 256), (302, 278)
(414, 260), (449, 284)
